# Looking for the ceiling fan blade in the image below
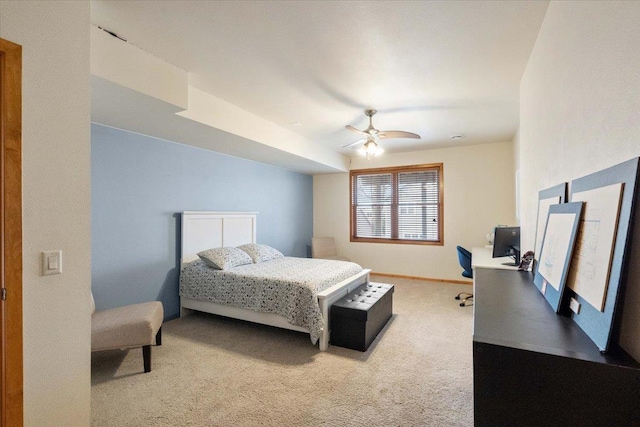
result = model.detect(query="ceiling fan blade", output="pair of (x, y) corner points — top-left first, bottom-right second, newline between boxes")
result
(345, 124), (368, 135)
(379, 130), (421, 140)
(342, 138), (367, 148)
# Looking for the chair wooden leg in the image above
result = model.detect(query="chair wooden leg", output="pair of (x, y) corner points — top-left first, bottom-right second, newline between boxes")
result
(155, 326), (162, 346)
(143, 345), (151, 373)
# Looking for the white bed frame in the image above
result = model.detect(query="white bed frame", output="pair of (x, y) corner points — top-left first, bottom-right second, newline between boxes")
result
(179, 211), (370, 351)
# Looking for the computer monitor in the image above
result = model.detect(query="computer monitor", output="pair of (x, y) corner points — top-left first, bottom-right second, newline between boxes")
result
(492, 226), (521, 266)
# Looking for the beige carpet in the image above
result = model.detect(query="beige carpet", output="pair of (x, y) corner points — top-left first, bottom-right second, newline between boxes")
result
(91, 276), (474, 426)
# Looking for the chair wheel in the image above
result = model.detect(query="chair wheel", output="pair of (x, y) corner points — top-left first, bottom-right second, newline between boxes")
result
(455, 295), (461, 300)
(460, 302), (466, 307)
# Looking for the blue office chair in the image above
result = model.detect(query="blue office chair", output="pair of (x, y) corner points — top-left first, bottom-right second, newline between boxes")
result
(455, 246), (473, 307)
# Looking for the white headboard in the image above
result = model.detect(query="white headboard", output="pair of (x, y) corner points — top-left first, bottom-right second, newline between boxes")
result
(181, 211), (258, 264)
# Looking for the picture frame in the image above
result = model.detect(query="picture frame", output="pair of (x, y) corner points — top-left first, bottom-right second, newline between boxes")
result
(534, 202), (584, 312)
(565, 157), (639, 352)
(533, 183), (567, 273)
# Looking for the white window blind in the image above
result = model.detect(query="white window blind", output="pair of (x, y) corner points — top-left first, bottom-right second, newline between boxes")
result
(351, 164), (443, 244)
(353, 173), (392, 239)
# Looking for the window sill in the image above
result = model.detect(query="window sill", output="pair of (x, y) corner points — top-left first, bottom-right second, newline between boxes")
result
(350, 237), (444, 246)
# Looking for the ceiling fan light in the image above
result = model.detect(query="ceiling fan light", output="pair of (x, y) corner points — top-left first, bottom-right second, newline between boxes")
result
(346, 109), (418, 159)
(358, 140), (383, 159)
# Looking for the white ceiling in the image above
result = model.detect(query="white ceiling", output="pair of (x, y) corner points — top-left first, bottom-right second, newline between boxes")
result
(90, 0), (549, 162)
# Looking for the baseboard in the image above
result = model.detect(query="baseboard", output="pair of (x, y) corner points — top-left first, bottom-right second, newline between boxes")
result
(371, 272), (473, 285)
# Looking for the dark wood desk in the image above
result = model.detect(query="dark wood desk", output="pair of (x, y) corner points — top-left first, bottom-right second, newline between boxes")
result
(473, 268), (640, 426)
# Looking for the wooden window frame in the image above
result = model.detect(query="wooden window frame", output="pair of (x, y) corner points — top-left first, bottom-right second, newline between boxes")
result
(350, 163), (444, 246)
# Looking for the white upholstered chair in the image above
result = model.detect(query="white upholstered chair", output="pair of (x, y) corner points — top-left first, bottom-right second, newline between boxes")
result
(91, 292), (164, 373)
(311, 237), (350, 261)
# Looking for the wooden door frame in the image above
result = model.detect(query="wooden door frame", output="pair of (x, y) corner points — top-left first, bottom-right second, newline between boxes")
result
(0, 37), (23, 427)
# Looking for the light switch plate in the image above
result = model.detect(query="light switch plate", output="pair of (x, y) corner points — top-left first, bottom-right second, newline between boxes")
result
(41, 250), (62, 276)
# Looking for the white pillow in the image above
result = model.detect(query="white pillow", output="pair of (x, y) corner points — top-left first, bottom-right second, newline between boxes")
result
(237, 243), (284, 263)
(197, 247), (253, 270)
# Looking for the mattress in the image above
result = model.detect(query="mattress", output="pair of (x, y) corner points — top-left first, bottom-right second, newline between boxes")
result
(180, 257), (363, 343)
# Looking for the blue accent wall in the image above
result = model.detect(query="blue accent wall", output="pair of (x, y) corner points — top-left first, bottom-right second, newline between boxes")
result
(91, 124), (313, 319)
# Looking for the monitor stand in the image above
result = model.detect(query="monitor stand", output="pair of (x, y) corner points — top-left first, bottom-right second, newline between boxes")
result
(502, 246), (521, 267)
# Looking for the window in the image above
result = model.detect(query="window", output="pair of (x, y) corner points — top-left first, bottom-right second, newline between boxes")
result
(350, 164), (443, 245)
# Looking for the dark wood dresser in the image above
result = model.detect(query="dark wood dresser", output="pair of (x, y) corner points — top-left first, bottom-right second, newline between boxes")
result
(473, 268), (640, 426)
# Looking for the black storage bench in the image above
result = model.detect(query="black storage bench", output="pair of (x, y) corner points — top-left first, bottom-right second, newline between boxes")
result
(330, 282), (394, 351)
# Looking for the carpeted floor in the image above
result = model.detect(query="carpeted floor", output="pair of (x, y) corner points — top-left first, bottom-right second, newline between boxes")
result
(91, 276), (474, 426)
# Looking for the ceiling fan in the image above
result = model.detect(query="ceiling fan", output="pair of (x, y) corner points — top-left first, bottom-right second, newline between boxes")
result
(343, 109), (420, 158)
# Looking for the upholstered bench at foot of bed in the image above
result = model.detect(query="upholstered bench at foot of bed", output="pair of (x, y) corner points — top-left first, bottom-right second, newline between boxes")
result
(330, 282), (394, 351)
(91, 300), (164, 373)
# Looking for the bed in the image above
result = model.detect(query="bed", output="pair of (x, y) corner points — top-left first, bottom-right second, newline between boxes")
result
(179, 211), (371, 351)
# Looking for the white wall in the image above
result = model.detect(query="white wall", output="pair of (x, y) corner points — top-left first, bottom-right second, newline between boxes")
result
(518, 1), (640, 360)
(314, 141), (516, 281)
(0, 2), (91, 425)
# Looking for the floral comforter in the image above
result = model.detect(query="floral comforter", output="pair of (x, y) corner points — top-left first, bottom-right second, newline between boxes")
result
(180, 257), (363, 344)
